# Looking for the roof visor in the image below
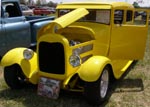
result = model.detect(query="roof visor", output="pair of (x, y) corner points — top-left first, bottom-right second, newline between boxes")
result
(38, 8), (89, 36)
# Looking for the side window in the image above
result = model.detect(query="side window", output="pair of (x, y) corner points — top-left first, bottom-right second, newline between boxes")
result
(126, 10), (133, 22)
(134, 10), (147, 25)
(2, 2), (22, 18)
(114, 10), (124, 24)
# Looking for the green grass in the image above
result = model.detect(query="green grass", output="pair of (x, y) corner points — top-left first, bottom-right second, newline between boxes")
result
(0, 28), (150, 107)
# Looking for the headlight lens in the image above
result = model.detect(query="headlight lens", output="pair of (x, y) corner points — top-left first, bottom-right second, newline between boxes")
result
(23, 49), (34, 60)
(69, 54), (81, 67)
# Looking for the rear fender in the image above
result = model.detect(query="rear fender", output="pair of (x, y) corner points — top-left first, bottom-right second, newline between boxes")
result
(77, 56), (112, 82)
(0, 48), (38, 84)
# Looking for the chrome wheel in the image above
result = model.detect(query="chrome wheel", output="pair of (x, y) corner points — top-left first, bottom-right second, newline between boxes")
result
(100, 69), (109, 98)
(84, 66), (111, 105)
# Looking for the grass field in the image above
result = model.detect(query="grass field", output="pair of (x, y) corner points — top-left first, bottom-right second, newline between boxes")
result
(0, 28), (150, 107)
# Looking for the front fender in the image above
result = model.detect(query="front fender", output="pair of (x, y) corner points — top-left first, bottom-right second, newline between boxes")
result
(0, 48), (38, 84)
(77, 56), (112, 82)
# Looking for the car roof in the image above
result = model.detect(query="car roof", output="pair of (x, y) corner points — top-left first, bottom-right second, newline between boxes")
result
(2, 0), (19, 2)
(57, 2), (134, 9)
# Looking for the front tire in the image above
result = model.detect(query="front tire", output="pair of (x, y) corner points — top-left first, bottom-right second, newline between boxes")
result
(84, 66), (110, 105)
(4, 64), (26, 89)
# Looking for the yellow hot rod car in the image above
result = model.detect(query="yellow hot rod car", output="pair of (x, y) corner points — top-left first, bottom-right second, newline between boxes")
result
(0, 1), (149, 105)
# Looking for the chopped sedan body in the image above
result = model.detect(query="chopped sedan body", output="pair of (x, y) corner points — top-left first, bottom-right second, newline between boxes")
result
(1, 1), (149, 105)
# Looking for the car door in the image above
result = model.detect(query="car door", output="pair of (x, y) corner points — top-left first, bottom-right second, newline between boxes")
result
(0, 1), (31, 56)
(109, 9), (148, 59)
(0, 5), (7, 58)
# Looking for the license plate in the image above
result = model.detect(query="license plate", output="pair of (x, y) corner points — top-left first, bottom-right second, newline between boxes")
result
(37, 77), (60, 99)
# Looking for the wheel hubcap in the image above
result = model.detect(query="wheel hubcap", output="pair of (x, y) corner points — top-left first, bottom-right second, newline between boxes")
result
(100, 69), (109, 98)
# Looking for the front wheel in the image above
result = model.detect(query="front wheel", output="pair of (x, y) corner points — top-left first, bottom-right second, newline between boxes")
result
(4, 64), (26, 89)
(84, 66), (111, 105)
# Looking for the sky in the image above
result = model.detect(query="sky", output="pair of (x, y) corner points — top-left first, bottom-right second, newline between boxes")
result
(38, 0), (150, 7)
(51, 0), (149, 7)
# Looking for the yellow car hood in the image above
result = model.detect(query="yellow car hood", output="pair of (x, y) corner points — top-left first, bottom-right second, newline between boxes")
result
(38, 8), (89, 39)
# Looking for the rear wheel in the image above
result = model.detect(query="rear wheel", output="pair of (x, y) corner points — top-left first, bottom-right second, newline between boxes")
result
(84, 66), (110, 105)
(4, 65), (26, 89)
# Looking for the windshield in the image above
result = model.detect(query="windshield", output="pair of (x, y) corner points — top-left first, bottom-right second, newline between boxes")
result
(58, 9), (110, 25)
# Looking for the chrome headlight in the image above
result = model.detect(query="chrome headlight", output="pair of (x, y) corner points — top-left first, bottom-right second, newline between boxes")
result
(23, 49), (34, 60)
(69, 54), (81, 67)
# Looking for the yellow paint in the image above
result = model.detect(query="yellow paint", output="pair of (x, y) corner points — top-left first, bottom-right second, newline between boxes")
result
(37, 8), (89, 40)
(37, 33), (94, 80)
(109, 25), (148, 59)
(0, 48), (38, 84)
(56, 2), (133, 9)
(111, 60), (133, 79)
(77, 56), (111, 82)
(72, 22), (111, 56)
(1, 2), (149, 91)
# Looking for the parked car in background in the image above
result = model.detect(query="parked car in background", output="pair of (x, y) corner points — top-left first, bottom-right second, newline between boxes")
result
(20, 4), (33, 16)
(33, 6), (55, 16)
(0, 0), (55, 60)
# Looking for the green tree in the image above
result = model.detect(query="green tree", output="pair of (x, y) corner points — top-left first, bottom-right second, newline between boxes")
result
(48, 1), (57, 7)
(36, 0), (41, 6)
(20, 0), (27, 4)
(133, 2), (140, 8)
